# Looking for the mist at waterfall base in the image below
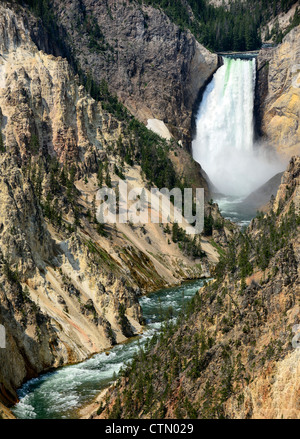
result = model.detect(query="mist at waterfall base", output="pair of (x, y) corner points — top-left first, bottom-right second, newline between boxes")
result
(192, 57), (284, 202)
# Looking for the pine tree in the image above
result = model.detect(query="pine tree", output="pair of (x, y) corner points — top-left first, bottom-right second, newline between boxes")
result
(172, 222), (179, 243)
(97, 163), (103, 188)
(139, 188), (147, 211)
(0, 130), (5, 152)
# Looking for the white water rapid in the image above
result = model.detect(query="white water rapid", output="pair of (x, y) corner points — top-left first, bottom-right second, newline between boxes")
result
(192, 56), (283, 197)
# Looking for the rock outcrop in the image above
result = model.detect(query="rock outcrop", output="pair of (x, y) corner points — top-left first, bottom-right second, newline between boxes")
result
(261, 2), (300, 42)
(28, 0), (218, 148)
(255, 25), (300, 160)
(241, 171), (283, 213)
(0, 2), (220, 408)
(95, 156), (300, 420)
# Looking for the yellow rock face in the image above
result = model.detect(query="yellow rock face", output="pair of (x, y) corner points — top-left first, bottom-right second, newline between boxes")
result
(0, 3), (220, 410)
(259, 25), (300, 161)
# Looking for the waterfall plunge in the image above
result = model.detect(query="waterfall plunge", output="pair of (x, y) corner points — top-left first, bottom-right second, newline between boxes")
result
(192, 57), (283, 197)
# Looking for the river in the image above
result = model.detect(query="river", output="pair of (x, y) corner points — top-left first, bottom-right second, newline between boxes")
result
(12, 279), (206, 419)
(215, 195), (256, 227)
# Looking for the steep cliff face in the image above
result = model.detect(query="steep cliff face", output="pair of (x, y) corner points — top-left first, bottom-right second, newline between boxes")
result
(255, 25), (300, 160)
(0, 2), (221, 408)
(241, 172), (284, 213)
(95, 157), (300, 420)
(28, 0), (218, 147)
(0, 13), (143, 401)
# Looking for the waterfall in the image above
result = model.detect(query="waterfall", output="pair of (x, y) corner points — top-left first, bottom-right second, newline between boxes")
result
(192, 56), (282, 197)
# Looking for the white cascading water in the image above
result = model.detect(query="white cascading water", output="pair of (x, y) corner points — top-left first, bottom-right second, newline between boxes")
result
(192, 56), (282, 196)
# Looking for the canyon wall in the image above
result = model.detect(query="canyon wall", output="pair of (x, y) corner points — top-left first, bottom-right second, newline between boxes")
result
(95, 157), (300, 420)
(28, 0), (218, 147)
(256, 25), (300, 160)
(0, 2), (221, 407)
(1, 0), (298, 418)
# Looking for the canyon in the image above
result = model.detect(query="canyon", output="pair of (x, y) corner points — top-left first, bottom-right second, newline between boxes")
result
(29, 0), (219, 148)
(95, 156), (300, 420)
(0, 0), (299, 420)
(0, 1), (221, 410)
